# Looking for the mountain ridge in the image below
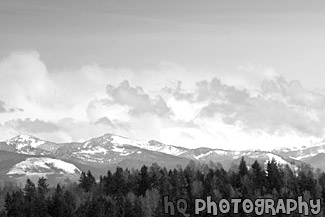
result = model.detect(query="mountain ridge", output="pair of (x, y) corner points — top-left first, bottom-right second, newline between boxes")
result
(0, 133), (323, 184)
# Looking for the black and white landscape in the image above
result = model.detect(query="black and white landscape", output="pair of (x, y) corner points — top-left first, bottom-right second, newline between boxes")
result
(0, 133), (325, 184)
(1, 0), (325, 216)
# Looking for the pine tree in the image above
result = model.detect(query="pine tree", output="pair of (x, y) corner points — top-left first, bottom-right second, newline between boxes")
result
(5, 190), (25, 217)
(250, 160), (266, 194)
(79, 170), (96, 192)
(4, 192), (12, 214)
(266, 158), (284, 193)
(103, 170), (113, 195)
(35, 177), (49, 217)
(63, 190), (76, 217)
(37, 177), (48, 195)
(141, 188), (160, 217)
(23, 179), (37, 217)
(238, 157), (248, 177)
(112, 167), (126, 196)
(138, 165), (150, 196)
(47, 184), (64, 217)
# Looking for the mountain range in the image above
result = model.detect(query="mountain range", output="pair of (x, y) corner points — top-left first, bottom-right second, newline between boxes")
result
(0, 133), (323, 185)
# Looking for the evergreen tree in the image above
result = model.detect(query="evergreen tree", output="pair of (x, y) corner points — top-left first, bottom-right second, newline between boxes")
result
(141, 188), (160, 217)
(79, 170), (96, 192)
(5, 190), (25, 217)
(250, 160), (266, 194)
(137, 165), (150, 196)
(266, 158), (284, 193)
(63, 190), (76, 217)
(3, 160), (325, 217)
(35, 177), (49, 217)
(37, 177), (48, 195)
(112, 167), (126, 196)
(23, 179), (37, 217)
(238, 157), (248, 177)
(47, 184), (65, 217)
(103, 170), (113, 195)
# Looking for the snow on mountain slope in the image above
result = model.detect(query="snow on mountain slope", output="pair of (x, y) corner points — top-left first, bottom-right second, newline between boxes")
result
(73, 134), (188, 158)
(193, 150), (229, 160)
(7, 157), (81, 176)
(273, 141), (325, 165)
(3, 135), (51, 155)
(110, 135), (187, 156)
(110, 135), (142, 148)
(264, 153), (290, 165)
(182, 147), (297, 170)
(0, 133), (309, 174)
(290, 153), (319, 160)
(7, 135), (45, 148)
(79, 146), (108, 154)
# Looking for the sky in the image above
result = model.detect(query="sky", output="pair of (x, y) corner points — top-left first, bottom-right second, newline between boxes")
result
(1, 0), (325, 150)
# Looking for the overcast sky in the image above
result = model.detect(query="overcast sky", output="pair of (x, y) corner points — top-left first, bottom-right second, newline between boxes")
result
(1, 0), (325, 150)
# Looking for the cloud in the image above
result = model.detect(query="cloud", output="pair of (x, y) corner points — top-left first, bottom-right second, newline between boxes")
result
(0, 101), (9, 113)
(95, 117), (114, 126)
(4, 118), (59, 134)
(106, 80), (172, 116)
(0, 51), (73, 122)
(1, 50), (325, 150)
(0, 100), (23, 113)
(196, 78), (251, 103)
(261, 76), (325, 109)
(198, 76), (325, 137)
(53, 118), (111, 142)
(0, 51), (53, 105)
(163, 81), (195, 102)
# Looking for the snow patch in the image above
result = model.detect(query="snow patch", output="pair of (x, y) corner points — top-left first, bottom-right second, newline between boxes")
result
(111, 145), (125, 153)
(111, 135), (142, 147)
(194, 150), (229, 160)
(111, 135), (187, 156)
(79, 146), (107, 154)
(7, 135), (46, 151)
(265, 153), (289, 165)
(29, 140), (45, 148)
(290, 153), (318, 160)
(7, 157), (81, 175)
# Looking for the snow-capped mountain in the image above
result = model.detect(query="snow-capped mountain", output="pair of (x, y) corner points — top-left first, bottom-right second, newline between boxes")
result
(84, 134), (188, 156)
(52, 134), (190, 168)
(0, 133), (316, 184)
(179, 147), (295, 170)
(0, 134), (193, 182)
(7, 157), (81, 176)
(274, 141), (325, 160)
(273, 141), (325, 170)
(0, 135), (58, 155)
(0, 150), (83, 185)
(7, 135), (46, 148)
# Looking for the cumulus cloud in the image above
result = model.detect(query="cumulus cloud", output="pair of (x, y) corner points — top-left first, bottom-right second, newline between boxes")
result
(197, 76), (325, 137)
(106, 80), (172, 116)
(95, 117), (115, 127)
(0, 51), (53, 105)
(0, 100), (23, 113)
(0, 101), (8, 113)
(4, 118), (59, 134)
(1, 50), (325, 150)
(53, 118), (111, 142)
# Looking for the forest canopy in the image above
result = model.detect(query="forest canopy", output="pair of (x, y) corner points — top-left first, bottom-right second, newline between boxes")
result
(0, 158), (324, 217)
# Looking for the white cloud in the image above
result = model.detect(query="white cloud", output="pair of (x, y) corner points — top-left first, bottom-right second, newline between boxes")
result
(0, 50), (324, 150)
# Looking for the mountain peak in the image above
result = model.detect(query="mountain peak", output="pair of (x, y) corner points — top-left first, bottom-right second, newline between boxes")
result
(1, 132), (323, 183)
(7, 134), (47, 149)
(10, 134), (39, 141)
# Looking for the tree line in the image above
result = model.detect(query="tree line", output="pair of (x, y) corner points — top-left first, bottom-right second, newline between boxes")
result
(0, 157), (325, 216)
